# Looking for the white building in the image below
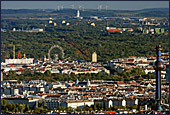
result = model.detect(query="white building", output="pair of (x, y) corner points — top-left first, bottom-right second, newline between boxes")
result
(46, 100), (94, 109)
(94, 98), (138, 107)
(65, 100), (94, 108)
(4, 58), (34, 65)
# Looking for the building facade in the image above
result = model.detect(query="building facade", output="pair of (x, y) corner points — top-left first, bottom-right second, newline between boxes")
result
(92, 52), (97, 63)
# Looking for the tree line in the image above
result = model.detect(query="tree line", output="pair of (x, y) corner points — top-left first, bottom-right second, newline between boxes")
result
(4, 67), (155, 82)
(1, 19), (169, 62)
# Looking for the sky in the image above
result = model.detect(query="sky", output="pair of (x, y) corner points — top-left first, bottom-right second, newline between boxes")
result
(1, 1), (169, 10)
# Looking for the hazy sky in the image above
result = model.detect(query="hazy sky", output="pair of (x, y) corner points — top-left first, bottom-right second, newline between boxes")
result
(1, 1), (169, 10)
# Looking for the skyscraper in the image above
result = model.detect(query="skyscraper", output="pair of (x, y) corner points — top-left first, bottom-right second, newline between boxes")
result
(92, 52), (97, 63)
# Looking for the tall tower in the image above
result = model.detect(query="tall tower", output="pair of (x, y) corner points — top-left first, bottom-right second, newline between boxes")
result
(153, 45), (165, 111)
(77, 10), (80, 18)
(13, 45), (15, 59)
(92, 52), (97, 63)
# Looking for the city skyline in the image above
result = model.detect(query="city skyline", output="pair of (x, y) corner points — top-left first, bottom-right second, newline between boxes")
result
(1, 1), (169, 10)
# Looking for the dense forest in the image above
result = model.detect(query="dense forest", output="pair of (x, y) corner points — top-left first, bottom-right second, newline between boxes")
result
(1, 20), (169, 62)
(3, 68), (155, 82)
(1, 9), (169, 62)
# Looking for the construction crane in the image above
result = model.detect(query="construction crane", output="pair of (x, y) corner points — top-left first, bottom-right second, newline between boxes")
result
(8, 44), (23, 59)
(18, 50), (21, 58)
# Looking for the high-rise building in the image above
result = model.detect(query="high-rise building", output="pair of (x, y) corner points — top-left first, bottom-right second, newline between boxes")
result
(77, 10), (80, 18)
(92, 52), (97, 63)
(74, 10), (83, 19)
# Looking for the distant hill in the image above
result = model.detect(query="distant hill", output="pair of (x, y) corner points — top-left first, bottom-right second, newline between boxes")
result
(1, 8), (169, 17)
(1, 9), (46, 14)
(138, 8), (169, 12)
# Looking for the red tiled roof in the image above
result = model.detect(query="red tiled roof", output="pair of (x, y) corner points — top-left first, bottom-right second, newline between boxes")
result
(108, 111), (116, 114)
(126, 88), (134, 91)
(117, 81), (125, 84)
(130, 82), (138, 85)
(91, 86), (96, 89)
(17, 70), (24, 72)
